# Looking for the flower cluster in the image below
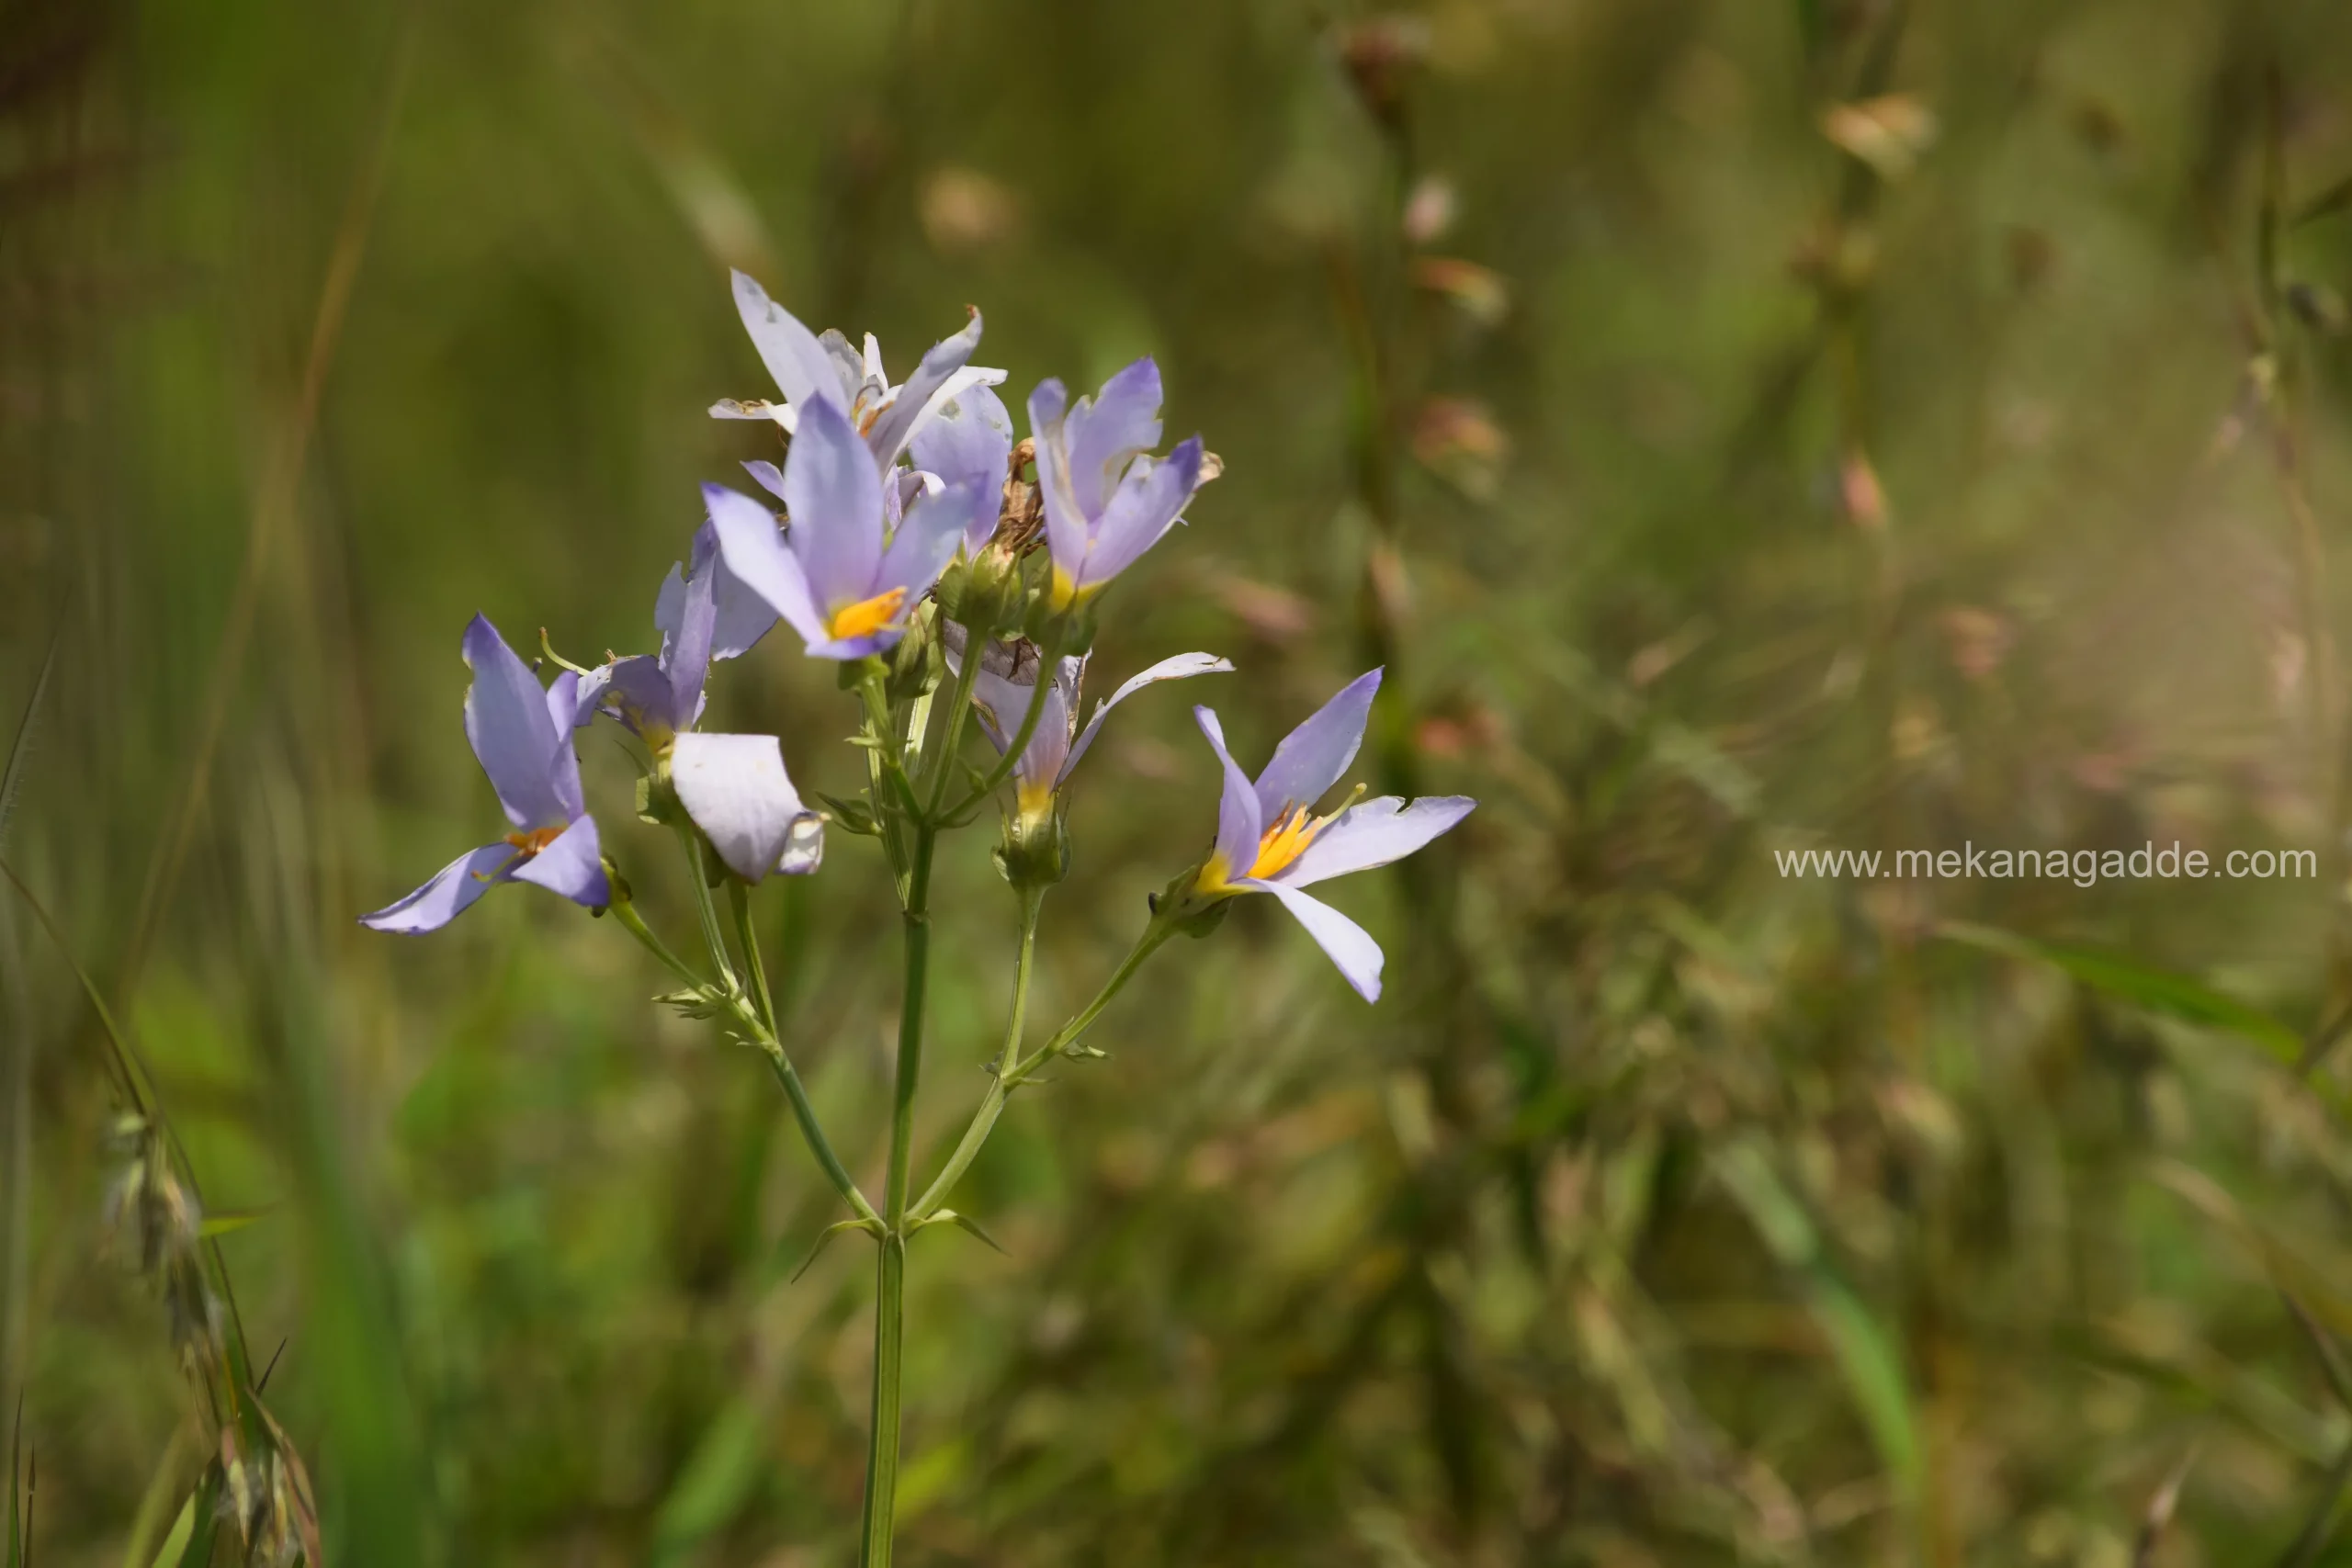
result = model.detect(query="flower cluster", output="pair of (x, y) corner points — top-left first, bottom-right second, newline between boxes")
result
(364, 269), (1471, 992)
(359, 268), (1476, 1558)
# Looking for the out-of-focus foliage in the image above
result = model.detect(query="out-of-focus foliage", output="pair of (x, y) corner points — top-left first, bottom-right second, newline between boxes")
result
(10, 0), (2352, 1562)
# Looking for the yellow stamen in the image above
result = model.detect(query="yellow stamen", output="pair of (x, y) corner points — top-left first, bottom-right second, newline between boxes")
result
(505, 825), (565, 856)
(1048, 563), (1091, 611)
(1247, 805), (1326, 880)
(827, 585), (909, 641)
(476, 823), (567, 880)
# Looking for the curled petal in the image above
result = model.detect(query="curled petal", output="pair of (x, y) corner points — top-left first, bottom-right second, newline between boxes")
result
(672, 733), (823, 881)
(1237, 878), (1385, 1001)
(864, 307), (986, 468)
(462, 615), (568, 829)
(708, 397), (796, 430)
(1061, 651), (1233, 784)
(741, 459), (788, 502)
(1281, 795), (1474, 888)
(707, 483), (827, 649)
(359, 841), (513, 934)
(1253, 666), (1380, 822)
(1193, 705), (1262, 880)
(509, 815), (609, 908)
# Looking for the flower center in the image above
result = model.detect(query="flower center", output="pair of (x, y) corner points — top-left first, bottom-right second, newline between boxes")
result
(827, 585), (909, 641)
(1247, 805), (1326, 880)
(504, 826), (566, 857)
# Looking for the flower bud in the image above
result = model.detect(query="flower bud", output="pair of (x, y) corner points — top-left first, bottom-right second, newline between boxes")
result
(992, 802), (1070, 890)
(885, 599), (943, 705)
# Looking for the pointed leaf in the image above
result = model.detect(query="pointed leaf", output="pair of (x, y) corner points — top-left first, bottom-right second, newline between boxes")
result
(922, 1209), (1007, 1255)
(152, 1463), (221, 1568)
(790, 1218), (880, 1284)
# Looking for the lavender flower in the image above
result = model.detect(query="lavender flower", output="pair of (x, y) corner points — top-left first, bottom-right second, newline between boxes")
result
(578, 517), (822, 883)
(709, 394), (992, 660)
(949, 626), (1231, 826)
(1188, 669), (1474, 1001)
(360, 615), (609, 932)
(710, 269), (1004, 474)
(1031, 358), (1210, 607)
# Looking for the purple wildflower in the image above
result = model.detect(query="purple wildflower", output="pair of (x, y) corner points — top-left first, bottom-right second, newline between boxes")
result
(1030, 358), (1209, 608)
(360, 615), (609, 933)
(710, 269), (1004, 475)
(708, 395), (992, 660)
(1189, 669), (1475, 1001)
(576, 516), (822, 883)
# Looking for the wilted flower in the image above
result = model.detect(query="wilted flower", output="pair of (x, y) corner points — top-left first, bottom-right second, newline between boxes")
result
(1030, 358), (1211, 608)
(948, 625), (1231, 827)
(710, 268), (1004, 473)
(360, 615), (609, 932)
(709, 394), (993, 660)
(578, 517), (822, 882)
(1186, 669), (1474, 1000)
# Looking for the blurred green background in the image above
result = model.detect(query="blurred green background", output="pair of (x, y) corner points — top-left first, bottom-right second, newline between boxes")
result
(12, 0), (2352, 1562)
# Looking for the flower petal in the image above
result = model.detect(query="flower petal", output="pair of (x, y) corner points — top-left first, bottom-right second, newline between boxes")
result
(1066, 436), (1204, 594)
(358, 840), (513, 934)
(688, 518), (777, 660)
(865, 307), (986, 468)
(1193, 705), (1262, 878)
(671, 733), (824, 881)
(1028, 378), (1089, 586)
(1281, 795), (1475, 888)
(1061, 651), (1233, 783)
(462, 615), (567, 829)
(543, 670), (587, 819)
(1253, 667), (1381, 822)
(784, 395), (886, 606)
(1065, 357), (1164, 516)
(910, 383), (1013, 552)
(874, 478), (982, 604)
(741, 458), (788, 502)
(708, 397), (795, 430)
(1237, 878), (1385, 1001)
(508, 815), (609, 907)
(707, 483), (827, 649)
(596, 655), (684, 740)
(729, 270), (849, 415)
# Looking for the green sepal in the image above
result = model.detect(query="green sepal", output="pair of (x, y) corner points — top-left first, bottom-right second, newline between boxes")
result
(815, 793), (880, 836)
(790, 1217), (885, 1283)
(636, 771), (682, 828)
(653, 987), (729, 1021)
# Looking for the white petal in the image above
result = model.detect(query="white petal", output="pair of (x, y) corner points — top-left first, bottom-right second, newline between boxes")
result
(671, 733), (823, 882)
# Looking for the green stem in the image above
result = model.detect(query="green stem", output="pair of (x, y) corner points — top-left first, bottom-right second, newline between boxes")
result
(725, 881), (879, 1226)
(923, 626), (986, 819)
(912, 908), (1173, 1223)
(608, 894), (706, 992)
(615, 859), (876, 1225)
(675, 824), (740, 994)
(861, 818), (936, 1565)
